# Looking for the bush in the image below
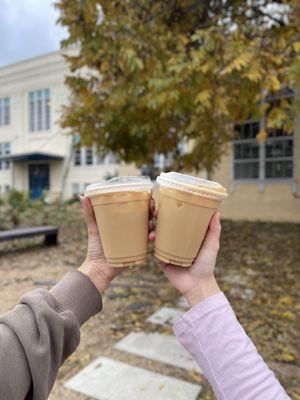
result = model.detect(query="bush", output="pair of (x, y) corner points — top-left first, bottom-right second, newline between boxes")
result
(0, 190), (82, 230)
(0, 190), (47, 229)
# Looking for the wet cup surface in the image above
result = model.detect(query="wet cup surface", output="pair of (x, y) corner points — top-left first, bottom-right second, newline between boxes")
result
(85, 176), (152, 267)
(154, 172), (227, 267)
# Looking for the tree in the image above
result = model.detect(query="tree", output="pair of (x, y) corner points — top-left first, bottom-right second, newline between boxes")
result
(56, 0), (300, 176)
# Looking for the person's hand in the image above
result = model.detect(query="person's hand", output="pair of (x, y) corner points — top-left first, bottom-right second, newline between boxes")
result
(79, 196), (155, 294)
(148, 197), (157, 241)
(156, 212), (222, 307)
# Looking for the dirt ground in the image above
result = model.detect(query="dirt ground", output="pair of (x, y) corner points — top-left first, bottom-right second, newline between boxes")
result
(0, 205), (299, 399)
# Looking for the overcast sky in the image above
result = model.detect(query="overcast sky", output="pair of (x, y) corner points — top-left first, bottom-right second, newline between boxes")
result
(0, 0), (67, 67)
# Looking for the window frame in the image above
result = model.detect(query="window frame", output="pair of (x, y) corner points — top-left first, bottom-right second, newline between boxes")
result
(232, 118), (260, 182)
(73, 147), (82, 166)
(232, 92), (295, 185)
(73, 146), (118, 166)
(233, 130), (294, 184)
(0, 97), (11, 127)
(71, 183), (81, 196)
(85, 147), (93, 165)
(28, 89), (51, 132)
(0, 142), (11, 170)
(264, 134), (294, 179)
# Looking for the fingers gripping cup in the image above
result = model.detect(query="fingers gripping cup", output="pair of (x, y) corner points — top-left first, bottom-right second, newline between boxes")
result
(154, 172), (227, 267)
(85, 176), (152, 267)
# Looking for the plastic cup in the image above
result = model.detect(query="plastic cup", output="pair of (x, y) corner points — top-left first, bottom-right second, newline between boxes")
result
(154, 172), (227, 267)
(84, 176), (152, 267)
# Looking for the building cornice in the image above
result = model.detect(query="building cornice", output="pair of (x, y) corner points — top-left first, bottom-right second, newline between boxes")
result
(0, 48), (79, 93)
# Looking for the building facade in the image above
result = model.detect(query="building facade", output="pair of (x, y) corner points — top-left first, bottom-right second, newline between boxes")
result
(212, 91), (300, 222)
(0, 50), (137, 201)
(0, 51), (299, 221)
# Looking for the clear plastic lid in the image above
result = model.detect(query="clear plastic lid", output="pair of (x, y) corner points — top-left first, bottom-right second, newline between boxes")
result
(156, 172), (227, 201)
(84, 176), (152, 197)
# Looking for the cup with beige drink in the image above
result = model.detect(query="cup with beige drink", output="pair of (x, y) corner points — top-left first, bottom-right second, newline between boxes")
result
(85, 176), (152, 267)
(154, 172), (227, 267)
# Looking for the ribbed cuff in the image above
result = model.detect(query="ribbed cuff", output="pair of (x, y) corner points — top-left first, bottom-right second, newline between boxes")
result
(50, 270), (102, 326)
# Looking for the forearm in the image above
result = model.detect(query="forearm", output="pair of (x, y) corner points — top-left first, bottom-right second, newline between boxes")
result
(0, 270), (102, 400)
(174, 292), (289, 400)
(184, 276), (221, 306)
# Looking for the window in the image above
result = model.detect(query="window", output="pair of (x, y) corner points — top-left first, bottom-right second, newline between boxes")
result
(106, 152), (117, 164)
(74, 148), (82, 166)
(0, 98), (10, 126)
(233, 123), (293, 180)
(0, 142), (11, 170)
(28, 89), (51, 132)
(165, 152), (174, 168)
(233, 122), (260, 179)
(74, 146), (118, 166)
(178, 140), (187, 155)
(85, 147), (93, 165)
(45, 89), (50, 130)
(154, 154), (165, 169)
(154, 141), (185, 170)
(71, 183), (81, 196)
(265, 129), (293, 178)
(97, 154), (105, 165)
(154, 152), (173, 169)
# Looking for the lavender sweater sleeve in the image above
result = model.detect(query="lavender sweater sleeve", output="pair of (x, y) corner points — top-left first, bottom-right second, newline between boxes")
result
(173, 292), (289, 400)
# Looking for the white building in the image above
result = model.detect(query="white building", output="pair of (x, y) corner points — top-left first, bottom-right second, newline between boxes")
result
(0, 50), (137, 200)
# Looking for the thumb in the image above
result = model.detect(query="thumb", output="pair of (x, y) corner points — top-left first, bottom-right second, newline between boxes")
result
(81, 196), (99, 236)
(201, 211), (221, 252)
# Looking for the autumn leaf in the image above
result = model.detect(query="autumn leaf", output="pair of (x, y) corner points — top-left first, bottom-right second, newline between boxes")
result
(278, 296), (294, 306)
(188, 369), (202, 384)
(256, 129), (267, 143)
(195, 90), (211, 107)
(281, 312), (296, 322)
(281, 352), (296, 363)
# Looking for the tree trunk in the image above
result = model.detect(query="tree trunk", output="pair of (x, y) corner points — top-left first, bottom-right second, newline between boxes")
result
(206, 168), (212, 181)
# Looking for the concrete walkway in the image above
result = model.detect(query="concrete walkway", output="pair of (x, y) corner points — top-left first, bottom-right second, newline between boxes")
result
(65, 297), (202, 400)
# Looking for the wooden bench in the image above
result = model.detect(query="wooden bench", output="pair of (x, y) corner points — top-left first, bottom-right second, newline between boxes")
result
(0, 226), (59, 246)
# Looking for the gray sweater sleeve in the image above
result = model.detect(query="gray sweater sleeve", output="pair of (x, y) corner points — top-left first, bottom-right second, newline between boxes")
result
(0, 270), (102, 400)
